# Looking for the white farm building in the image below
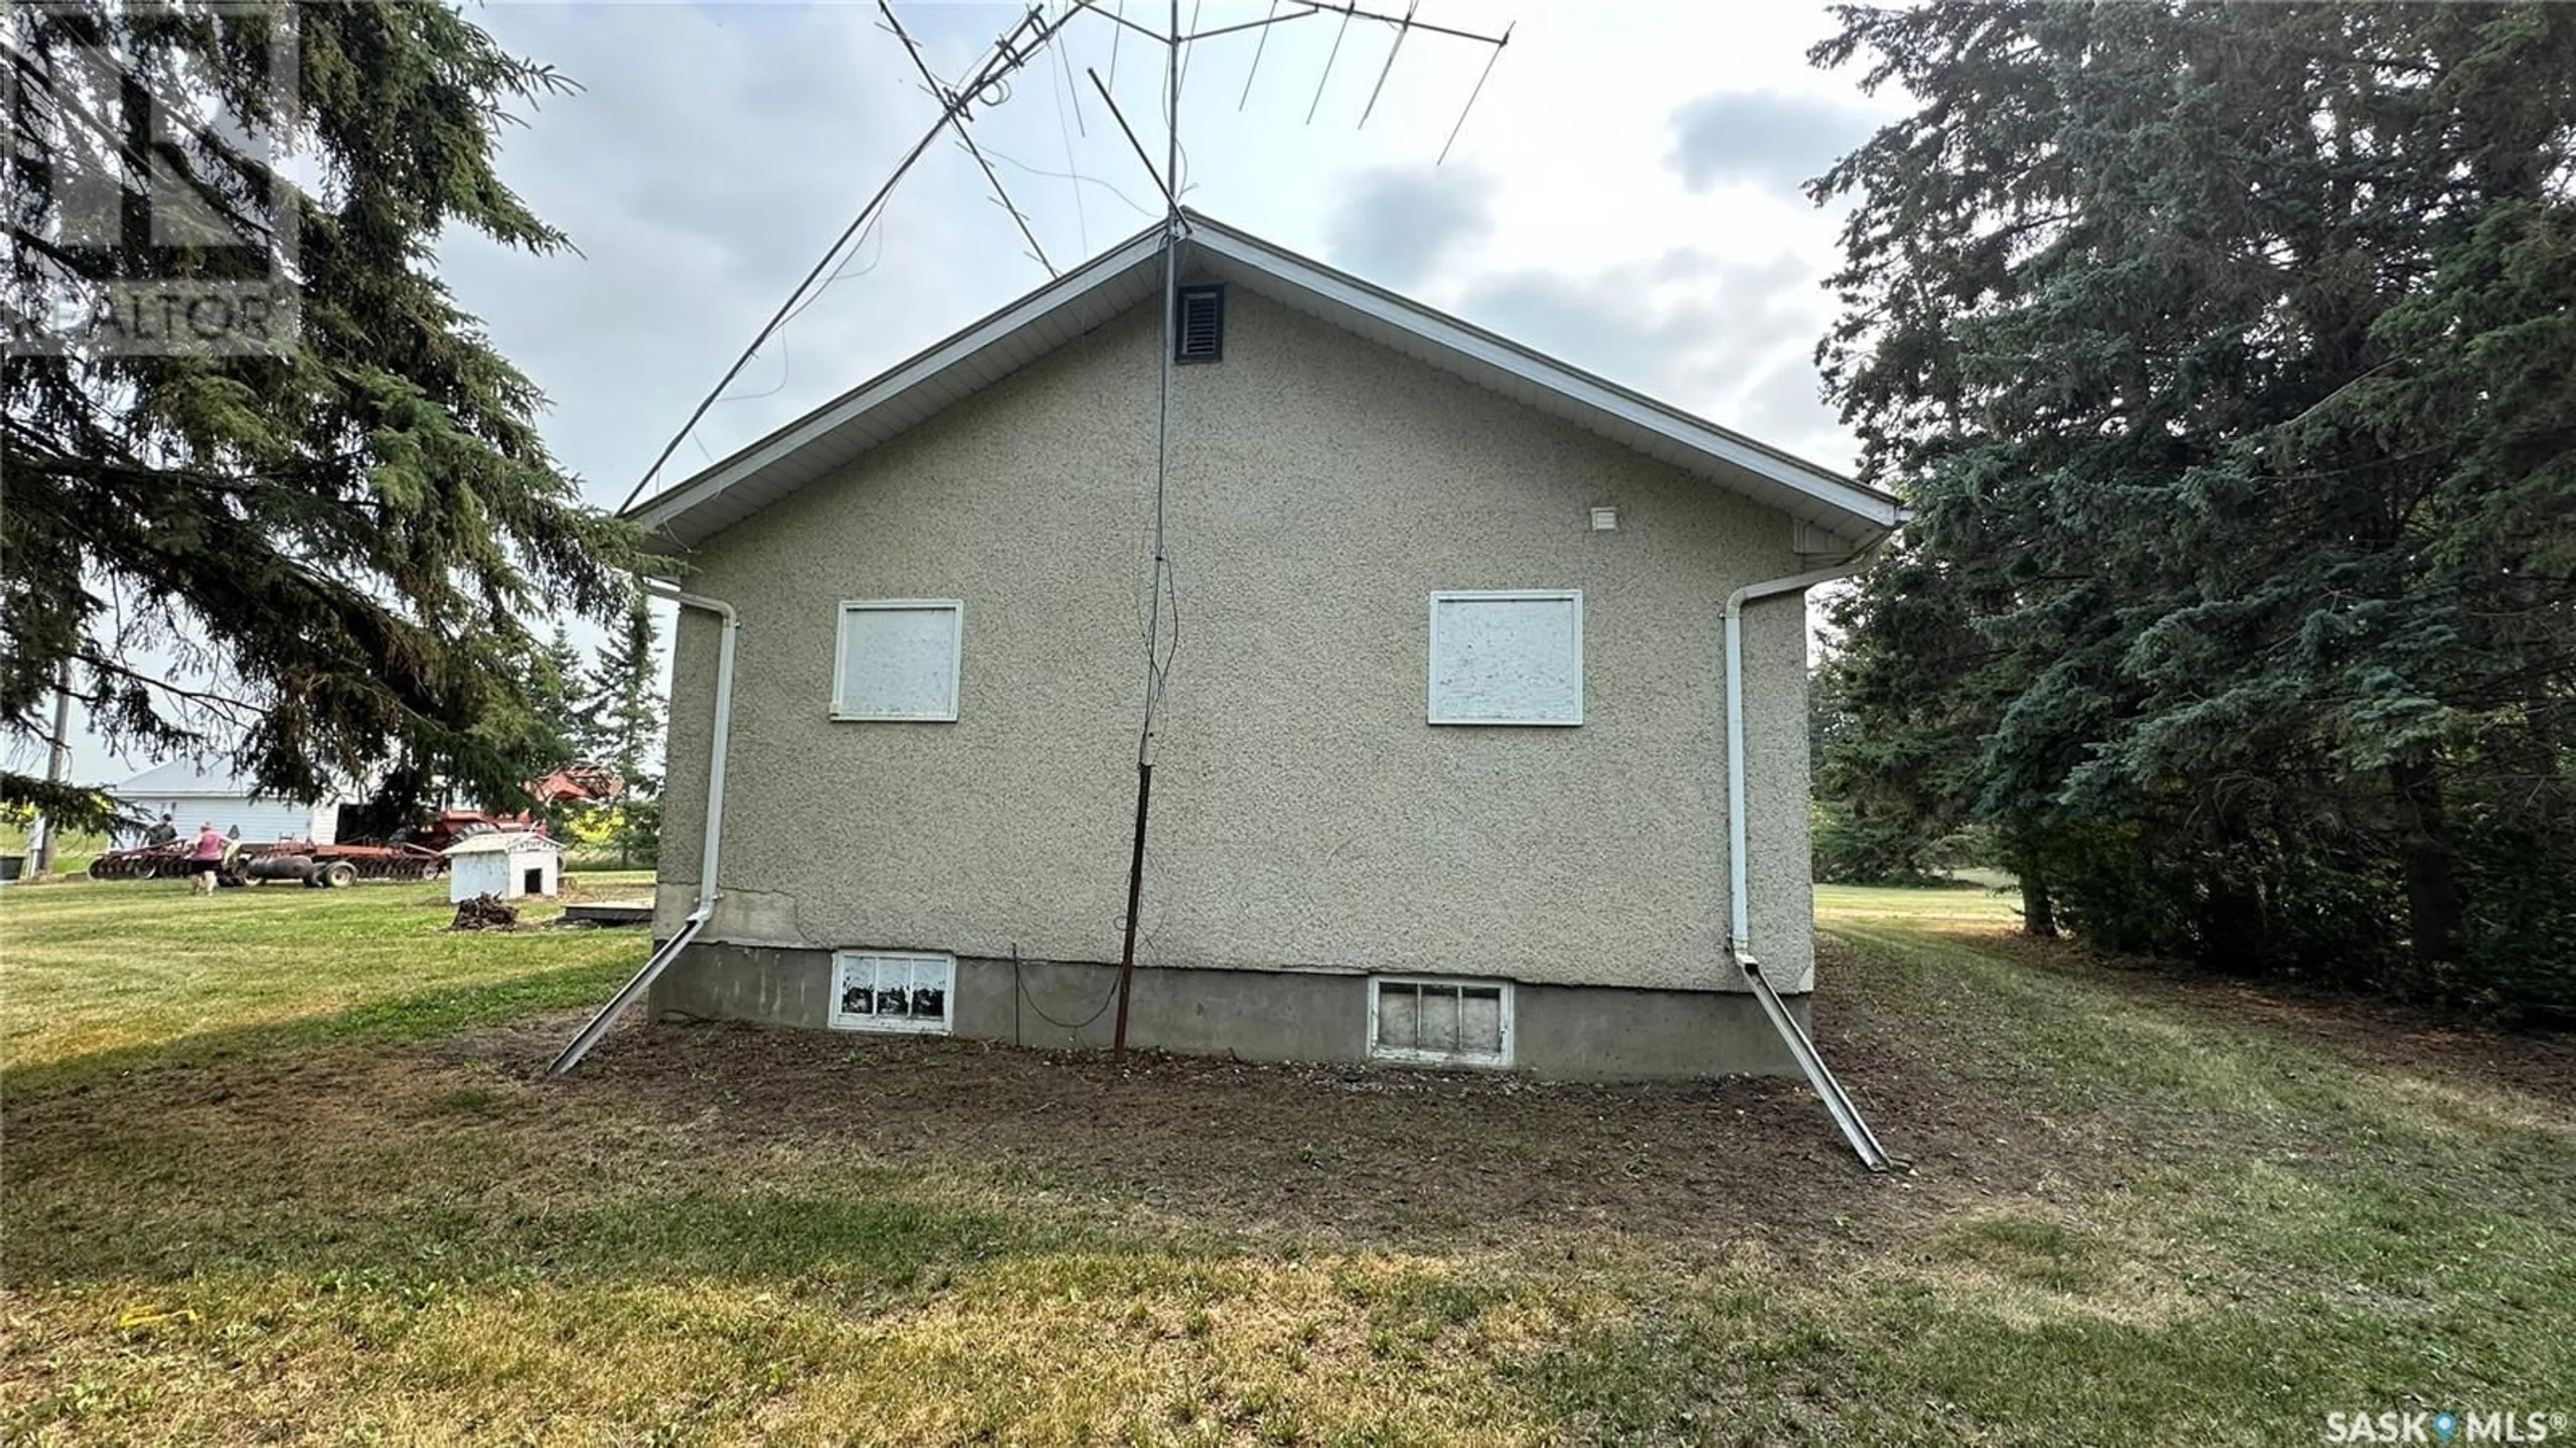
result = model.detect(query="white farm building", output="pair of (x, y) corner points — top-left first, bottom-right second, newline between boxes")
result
(115, 762), (345, 844)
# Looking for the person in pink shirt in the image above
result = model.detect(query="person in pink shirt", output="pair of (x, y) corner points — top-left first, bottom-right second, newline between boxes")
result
(188, 823), (227, 896)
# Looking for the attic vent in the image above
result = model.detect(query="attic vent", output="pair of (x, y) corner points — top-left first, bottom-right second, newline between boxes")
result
(1175, 285), (1224, 362)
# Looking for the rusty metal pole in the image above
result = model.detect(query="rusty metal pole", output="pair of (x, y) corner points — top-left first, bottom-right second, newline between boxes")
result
(1111, 0), (1185, 1060)
(1110, 747), (1153, 1056)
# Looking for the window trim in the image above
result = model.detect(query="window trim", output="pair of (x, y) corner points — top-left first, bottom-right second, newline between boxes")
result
(1366, 975), (1516, 1069)
(1426, 589), (1584, 727)
(830, 598), (965, 722)
(828, 949), (957, 1035)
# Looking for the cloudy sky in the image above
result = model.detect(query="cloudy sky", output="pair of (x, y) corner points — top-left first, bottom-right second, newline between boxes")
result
(41, 0), (1903, 786)
(441, 0), (1896, 506)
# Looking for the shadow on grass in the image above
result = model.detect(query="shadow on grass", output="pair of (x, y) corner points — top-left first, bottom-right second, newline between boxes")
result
(1511, 1279), (2404, 1445)
(1, 962), (1181, 1298)
(3, 957), (633, 1095)
(9, 1171), (1083, 1294)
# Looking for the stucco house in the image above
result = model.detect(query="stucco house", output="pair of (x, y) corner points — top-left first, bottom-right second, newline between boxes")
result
(597, 213), (1903, 1086)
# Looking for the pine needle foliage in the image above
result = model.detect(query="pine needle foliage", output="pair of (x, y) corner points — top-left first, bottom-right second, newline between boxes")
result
(1811, 1), (2576, 1015)
(4, 1), (643, 824)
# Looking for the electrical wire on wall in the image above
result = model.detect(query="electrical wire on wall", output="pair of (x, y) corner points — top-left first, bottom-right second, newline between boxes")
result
(1073, 0), (1507, 1057)
(1105, 30), (1186, 1053)
(1012, 943), (1123, 1046)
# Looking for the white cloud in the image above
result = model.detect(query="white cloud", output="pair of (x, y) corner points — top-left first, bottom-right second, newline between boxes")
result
(1456, 249), (1845, 463)
(1323, 162), (1495, 289)
(1667, 89), (1882, 195)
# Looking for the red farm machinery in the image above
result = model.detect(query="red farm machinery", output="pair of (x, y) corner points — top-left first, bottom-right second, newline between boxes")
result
(87, 810), (528, 888)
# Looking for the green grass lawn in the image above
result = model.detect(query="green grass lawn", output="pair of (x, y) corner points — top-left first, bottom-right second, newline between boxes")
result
(0, 872), (655, 1084)
(3, 876), (2569, 1445)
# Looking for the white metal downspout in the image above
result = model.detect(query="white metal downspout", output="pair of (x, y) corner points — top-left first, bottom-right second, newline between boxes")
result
(1725, 559), (1869, 958)
(548, 583), (739, 1077)
(1724, 549), (1893, 1171)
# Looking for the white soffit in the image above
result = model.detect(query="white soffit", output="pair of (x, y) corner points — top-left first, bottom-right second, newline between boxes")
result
(630, 213), (1904, 554)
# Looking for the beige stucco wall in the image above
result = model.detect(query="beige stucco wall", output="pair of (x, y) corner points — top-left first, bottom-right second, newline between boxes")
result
(655, 287), (1820, 992)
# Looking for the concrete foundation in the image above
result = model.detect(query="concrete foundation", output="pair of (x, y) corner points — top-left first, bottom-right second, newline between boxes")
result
(647, 941), (1809, 1080)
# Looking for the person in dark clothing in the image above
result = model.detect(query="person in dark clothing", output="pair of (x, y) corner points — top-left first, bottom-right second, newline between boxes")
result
(144, 813), (178, 846)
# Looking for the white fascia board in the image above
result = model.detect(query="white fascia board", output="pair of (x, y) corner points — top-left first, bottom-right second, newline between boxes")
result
(630, 225), (1169, 540)
(1187, 225), (1905, 537)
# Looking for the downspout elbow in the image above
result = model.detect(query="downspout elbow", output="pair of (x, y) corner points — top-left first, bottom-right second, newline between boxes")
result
(1721, 541), (1888, 969)
(641, 580), (739, 921)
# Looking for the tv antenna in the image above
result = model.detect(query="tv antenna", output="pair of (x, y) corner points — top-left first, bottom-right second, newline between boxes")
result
(1038, 0), (1510, 1055)
(624, 0), (1511, 1057)
(625, 2), (1508, 512)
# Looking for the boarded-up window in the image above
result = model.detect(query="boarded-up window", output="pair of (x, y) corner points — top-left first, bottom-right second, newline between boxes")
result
(833, 599), (963, 721)
(829, 951), (956, 1035)
(1368, 977), (1513, 1067)
(1427, 591), (1582, 725)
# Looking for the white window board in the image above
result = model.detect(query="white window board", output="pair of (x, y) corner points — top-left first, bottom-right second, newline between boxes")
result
(828, 950), (956, 1035)
(1367, 976), (1515, 1068)
(1428, 590), (1582, 726)
(833, 599), (963, 721)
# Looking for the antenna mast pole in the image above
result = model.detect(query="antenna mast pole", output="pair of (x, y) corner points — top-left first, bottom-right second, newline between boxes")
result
(1112, 0), (1185, 1060)
(1102, 0), (1505, 1059)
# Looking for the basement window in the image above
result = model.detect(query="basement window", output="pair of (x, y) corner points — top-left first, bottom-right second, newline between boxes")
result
(1369, 976), (1513, 1068)
(1427, 590), (1583, 726)
(1175, 285), (1225, 362)
(833, 599), (963, 721)
(830, 951), (955, 1035)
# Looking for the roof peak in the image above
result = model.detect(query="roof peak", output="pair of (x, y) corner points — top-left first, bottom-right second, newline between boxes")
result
(631, 213), (1902, 553)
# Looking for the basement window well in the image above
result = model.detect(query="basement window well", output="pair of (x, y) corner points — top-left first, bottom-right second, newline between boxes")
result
(830, 951), (955, 1035)
(833, 599), (963, 721)
(1368, 977), (1513, 1068)
(1428, 590), (1582, 726)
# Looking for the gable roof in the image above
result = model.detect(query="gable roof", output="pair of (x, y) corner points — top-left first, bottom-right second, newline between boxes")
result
(117, 760), (246, 798)
(116, 760), (362, 805)
(628, 212), (1905, 554)
(443, 830), (561, 857)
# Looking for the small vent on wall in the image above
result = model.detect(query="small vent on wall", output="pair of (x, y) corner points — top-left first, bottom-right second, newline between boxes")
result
(1175, 285), (1224, 363)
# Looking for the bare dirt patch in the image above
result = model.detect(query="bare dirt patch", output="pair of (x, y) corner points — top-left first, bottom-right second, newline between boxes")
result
(453, 950), (2053, 1259)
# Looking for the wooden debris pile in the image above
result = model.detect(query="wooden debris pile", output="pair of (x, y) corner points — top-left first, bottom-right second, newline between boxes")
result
(449, 893), (519, 931)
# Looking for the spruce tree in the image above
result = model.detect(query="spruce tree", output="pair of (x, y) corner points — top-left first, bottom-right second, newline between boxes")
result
(1809, 1), (2576, 1012)
(539, 625), (596, 763)
(582, 597), (661, 866)
(3, 1), (639, 825)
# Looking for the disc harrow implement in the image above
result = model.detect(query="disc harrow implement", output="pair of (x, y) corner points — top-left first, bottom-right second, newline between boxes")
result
(89, 840), (446, 887)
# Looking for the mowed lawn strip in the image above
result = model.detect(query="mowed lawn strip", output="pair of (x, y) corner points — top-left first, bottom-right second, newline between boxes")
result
(1, 878), (2569, 1445)
(0, 873), (652, 1082)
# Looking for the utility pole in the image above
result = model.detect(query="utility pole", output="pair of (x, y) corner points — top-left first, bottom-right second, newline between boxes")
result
(30, 660), (72, 877)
